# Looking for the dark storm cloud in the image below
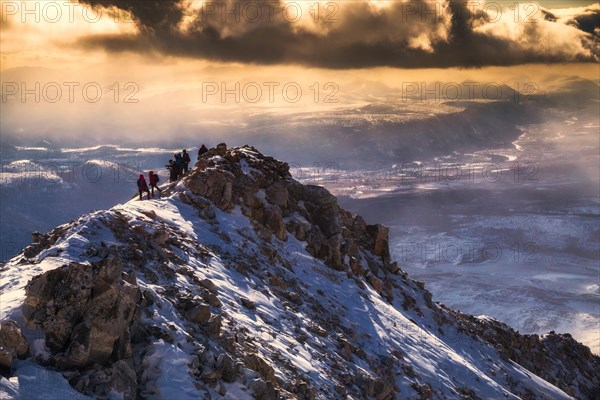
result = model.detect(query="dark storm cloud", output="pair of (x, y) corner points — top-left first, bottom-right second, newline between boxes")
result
(80, 0), (184, 30)
(567, 7), (600, 36)
(541, 9), (558, 22)
(76, 0), (599, 68)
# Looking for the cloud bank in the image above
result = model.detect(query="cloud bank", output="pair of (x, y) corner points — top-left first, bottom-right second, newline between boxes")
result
(75, 0), (599, 68)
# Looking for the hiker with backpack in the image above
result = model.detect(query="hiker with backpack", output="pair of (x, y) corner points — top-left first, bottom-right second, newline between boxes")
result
(166, 159), (178, 182)
(137, 174), (151, 200)
(174, 153), (185, 179)
(182, 149), (191, 175)
(198, 144), (208, 157)
(148, 171), (162, 198)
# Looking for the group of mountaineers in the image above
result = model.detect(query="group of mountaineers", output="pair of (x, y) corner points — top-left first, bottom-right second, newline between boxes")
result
(136, 144), (209, 200)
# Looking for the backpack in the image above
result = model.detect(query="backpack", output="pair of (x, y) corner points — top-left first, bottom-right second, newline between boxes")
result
(154, 174), (160, 183)
(183, 153), (191, 163)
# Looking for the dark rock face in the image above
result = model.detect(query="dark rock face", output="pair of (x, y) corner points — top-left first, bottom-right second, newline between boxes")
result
(22, 257), (141, 399)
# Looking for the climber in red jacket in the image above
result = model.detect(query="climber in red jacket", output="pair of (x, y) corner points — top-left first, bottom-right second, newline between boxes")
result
(137, 174), (151, 200)
(148, 171), (162, 198)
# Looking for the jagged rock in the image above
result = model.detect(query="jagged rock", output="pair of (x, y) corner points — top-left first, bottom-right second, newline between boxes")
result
(23, 232), (52, 258)
(263, 205), (287, 241)
(423, 290), (433, 307)
(0, 320), (28, 363)
(153, 229), (170, 245)
(337, 337), (356, 361)
(286, 218), (309, 241)
(367, 274), (384, 293)
(244, 191), (263, 209)
(187, 170), (235, 211)
(203, 293), (222, 307)
(373, 379), (394, 400)
(188, 304), (212, 324)
(184, 145), (396, 272)
(22, 262), (94, 351)
(266, 181), (289, 208)
(0, 346), (13, 369)
(248, 377), (278, 400)
(199, 278), (218, 294)
(282, 291), (301, 305)
(245, 353), (276, 384)
(268, 275), (286, 288)
(215, 142), (228, 156)
(240, 297), (256, 310)
(22, 258), (140, 369)
(204, 315), (222, 338)
(70, 359), (137, 400)
(216, 353), (237, 383)
(222, 181), (233, 208)
(367, 224), (390, 258)
(200, 368), (219, 383)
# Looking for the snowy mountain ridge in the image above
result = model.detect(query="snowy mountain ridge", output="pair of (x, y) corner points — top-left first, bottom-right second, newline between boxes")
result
(0, 144), (598, 400)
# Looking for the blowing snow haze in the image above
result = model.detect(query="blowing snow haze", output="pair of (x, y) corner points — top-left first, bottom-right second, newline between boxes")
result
(1, 0), (599, 399)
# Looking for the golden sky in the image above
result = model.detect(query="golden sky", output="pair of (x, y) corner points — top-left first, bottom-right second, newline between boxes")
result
(1, 1), (598, 141)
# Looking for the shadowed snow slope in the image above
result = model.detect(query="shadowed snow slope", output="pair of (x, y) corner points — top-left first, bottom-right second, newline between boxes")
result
(1, 145), (598, 400)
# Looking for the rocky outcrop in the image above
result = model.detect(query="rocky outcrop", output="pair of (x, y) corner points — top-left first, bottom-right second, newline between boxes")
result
(186, 144), (392, 273)
(21, 257), (141, 398)
(0, 320), (28, 371)
(443, 306), (600, 400)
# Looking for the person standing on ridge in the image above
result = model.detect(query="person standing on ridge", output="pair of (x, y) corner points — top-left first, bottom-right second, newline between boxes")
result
(174, 153), (185, 179)
(182, 149), (191, 175)
(166, 159), (178, 182)
(137, 174), (151, 200)
(148, 171), (162, 198)
(198, 144), (208, 157)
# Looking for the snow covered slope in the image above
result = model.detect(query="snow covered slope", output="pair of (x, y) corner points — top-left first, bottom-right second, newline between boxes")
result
(1, 145), (598, 400)
(0, 158), (145, 261)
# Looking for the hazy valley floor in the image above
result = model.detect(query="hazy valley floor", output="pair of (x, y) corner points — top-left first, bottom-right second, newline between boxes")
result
(324, 115), (600, 355)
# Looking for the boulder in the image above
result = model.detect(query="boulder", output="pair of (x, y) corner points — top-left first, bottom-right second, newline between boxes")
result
(215, 143), (227, 156)
(266, 181), (289, 208)
(244, 353), (276, 384)
(367, 275), (384, 293)
(153, 229), (170, 245)
(22, 258), (140, 369)
(240, 298), (256, 310)
(216, 353), (237, 383)
(187, 170), (235, 211)
(243, 191), (263, 209)
(0, 346), (13, 369)
(366, 224), (390, 258)
(286, 218), (309, 241)
(204, 315), (222, 338)
(248, 378), (277, 400)
(22, 262), (94, 351)
(188, 304), (211, 324)
(199, 279), (218, 294)
(203, 293), (222, 307)
(0, 320), (28, 360)
(373, 379), (394, 400)
(263, 205), (287, 241)
(70, 359), (137, 400)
